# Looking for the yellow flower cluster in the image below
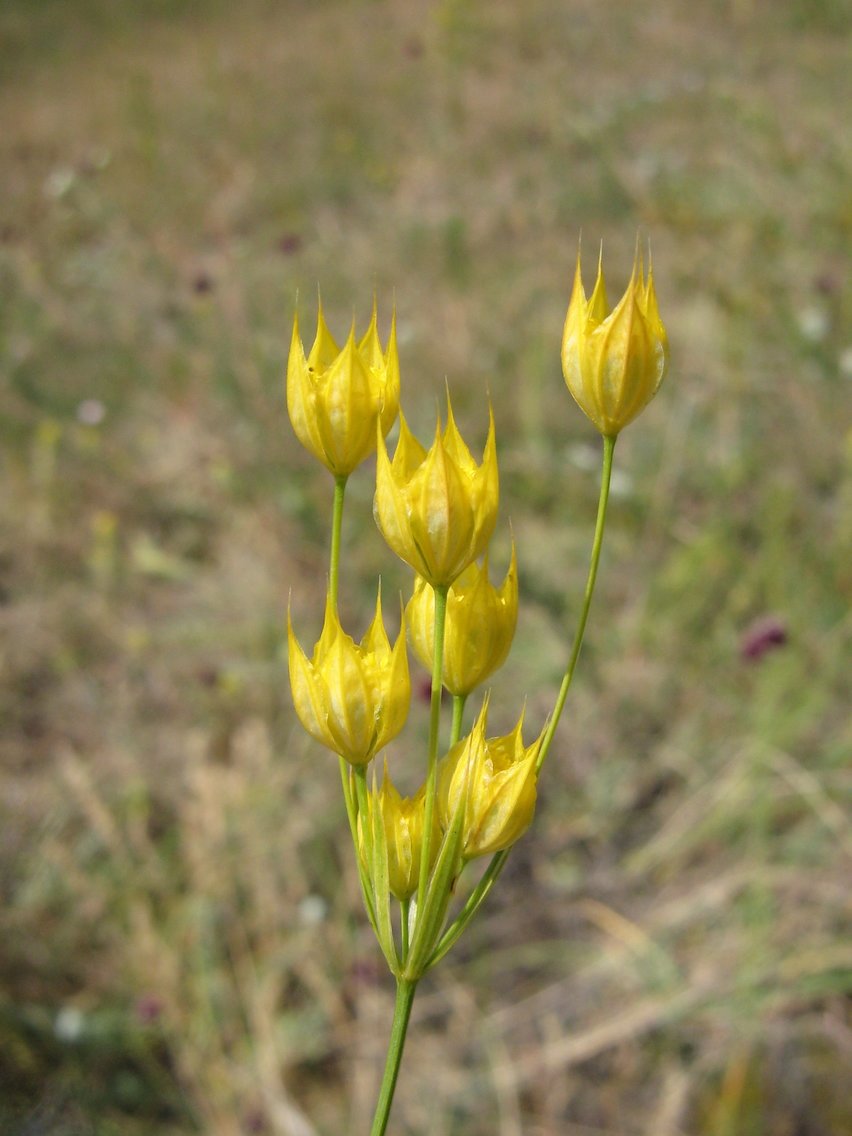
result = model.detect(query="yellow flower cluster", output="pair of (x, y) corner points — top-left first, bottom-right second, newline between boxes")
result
(287, 301), (532, 870)
(285, 248), (668, 978)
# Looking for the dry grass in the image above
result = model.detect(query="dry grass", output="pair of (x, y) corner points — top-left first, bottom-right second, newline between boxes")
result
(1, 0), (851, 1133)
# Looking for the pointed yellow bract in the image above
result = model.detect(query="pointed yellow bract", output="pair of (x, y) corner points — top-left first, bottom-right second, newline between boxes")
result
(561, 245), (669, 437)
(358, 764), (440, 901)
(374, 398), (499, 587)
(437, 698), (541, 860)
(287, 589), (410, 766)
(406, 543), (518, 696)
(287, 300), (400, 476)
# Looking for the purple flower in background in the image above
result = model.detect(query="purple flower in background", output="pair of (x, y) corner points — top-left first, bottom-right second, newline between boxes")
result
(740, 615), (788, 662)
(134, 994), (164, 1025)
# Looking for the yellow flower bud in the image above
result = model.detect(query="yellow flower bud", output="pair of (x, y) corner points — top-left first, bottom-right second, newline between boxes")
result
(374, 398), (499, 587)
(288, 588), (410, 766)
(287, 300), (400, 476)
(438, 698), (541, 860)
(358, 764), (439, 901)
(561, 244), (668, 438)
(406, 543), (518, 696)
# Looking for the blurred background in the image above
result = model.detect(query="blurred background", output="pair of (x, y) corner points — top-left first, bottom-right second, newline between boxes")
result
(1, 1), (850, 1133)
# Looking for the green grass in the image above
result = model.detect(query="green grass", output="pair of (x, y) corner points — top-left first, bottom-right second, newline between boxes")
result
(2, 1), (851, 1133)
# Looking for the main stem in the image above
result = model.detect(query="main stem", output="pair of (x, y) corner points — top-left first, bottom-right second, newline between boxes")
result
(369, 978), (418, 1136)
(537, 433), (615, 772)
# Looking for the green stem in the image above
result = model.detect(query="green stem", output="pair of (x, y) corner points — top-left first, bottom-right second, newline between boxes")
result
(329, 474), (348, 609)
(369, 979), (418, 1136)
(416, 584), (448, 912)
(537, 433), (615, 773)
(450, 693), (467, 746)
